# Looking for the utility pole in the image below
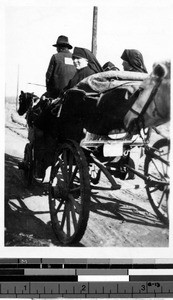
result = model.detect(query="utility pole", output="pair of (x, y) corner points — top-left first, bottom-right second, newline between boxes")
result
(16, 64), (20, 111)
(91, 6), (98, 56)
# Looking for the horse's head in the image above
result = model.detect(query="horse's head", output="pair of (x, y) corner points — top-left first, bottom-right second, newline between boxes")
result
(150, 61), (170, 124)
(124, 61), (171, 133)
(152, 60), (170, 79)
(17, 91), (39, 116)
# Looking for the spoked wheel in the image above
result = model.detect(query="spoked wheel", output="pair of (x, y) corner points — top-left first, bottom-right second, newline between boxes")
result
(49, 140), (91, 245)
(144, 138), (170, 225)
(23, 143), (33, 186)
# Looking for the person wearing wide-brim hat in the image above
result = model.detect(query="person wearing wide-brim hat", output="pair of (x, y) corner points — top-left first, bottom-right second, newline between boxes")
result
(45, 35), (76, 98)
(52, 35), (72, 49)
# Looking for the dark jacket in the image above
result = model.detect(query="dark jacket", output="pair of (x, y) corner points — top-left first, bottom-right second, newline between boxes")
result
(66, 66), (95, 89)
(46, 49), (76, 98)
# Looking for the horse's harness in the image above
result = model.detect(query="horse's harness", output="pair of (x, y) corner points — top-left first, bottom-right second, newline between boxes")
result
(127, 75), (164, 133)
(24, 93), (41, 126)
(26, 92), (39, 108)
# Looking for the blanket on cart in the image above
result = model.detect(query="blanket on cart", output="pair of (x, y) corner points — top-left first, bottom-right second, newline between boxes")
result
(21, 62), (170, 143)
(54, 71), (147, 139)
(75, 70), (148, 93)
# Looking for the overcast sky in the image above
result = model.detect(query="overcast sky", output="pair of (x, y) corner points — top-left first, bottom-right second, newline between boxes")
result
(3, 0), (173, 97)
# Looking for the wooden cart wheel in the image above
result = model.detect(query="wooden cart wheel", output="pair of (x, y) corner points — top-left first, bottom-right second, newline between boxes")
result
(144, 138), (170, 225)
(49, 140), (90, 245)
(23, 143), (33, 186)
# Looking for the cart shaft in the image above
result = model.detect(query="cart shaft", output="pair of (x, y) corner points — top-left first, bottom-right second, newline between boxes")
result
(125, 164), (169, 186)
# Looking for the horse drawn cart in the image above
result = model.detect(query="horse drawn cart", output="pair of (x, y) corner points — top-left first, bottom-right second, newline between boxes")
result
(18, 62), (170, 245)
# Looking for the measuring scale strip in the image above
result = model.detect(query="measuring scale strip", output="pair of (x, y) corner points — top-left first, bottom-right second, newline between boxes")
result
(1, 258), (173, 268)
(1, 258), (173, 264)
(1, 264), (173, 270)
(0, 259), (173, 297)
(0, 281), (173, 298)
(1, 266), (173, 278)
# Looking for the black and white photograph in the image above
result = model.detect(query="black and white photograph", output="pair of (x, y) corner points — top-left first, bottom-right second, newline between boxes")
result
(3, 0), (172, 250)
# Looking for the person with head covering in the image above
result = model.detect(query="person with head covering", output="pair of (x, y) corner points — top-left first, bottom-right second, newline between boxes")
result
(102, 61), (120, 71)
(45, 35), (76, 98)
(65, 47), (103, 89)
(121, 49), (152, 150)
(121, 49), (147, 73)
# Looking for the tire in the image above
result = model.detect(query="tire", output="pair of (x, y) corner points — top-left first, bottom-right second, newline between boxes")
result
(144, 138), (170, 225)
(49, 140), (91, 245)
(23, 143), (33, 186)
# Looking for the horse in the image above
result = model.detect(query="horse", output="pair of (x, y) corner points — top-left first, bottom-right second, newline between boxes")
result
(17, 91), (41, 127)
(123, 61), (170, 134)
(17, 91), (55, 128)
(17, 91), (58, 176)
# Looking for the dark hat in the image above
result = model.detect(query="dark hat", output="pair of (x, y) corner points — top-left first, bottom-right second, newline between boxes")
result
(52, 35), (72, 49)
(72, 47), (87, 60)
(72, 47), (103, 73)
(102, 61), (120, 71)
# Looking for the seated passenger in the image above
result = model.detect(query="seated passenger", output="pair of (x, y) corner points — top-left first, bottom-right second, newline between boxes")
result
(102, 61), (120, 71)
(121, 49), (151, 143)
(121, 49), (148, 73)
(65, 47), (103, 89)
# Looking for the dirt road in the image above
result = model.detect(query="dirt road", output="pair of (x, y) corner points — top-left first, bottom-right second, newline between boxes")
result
(5, 103), (169, 247)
